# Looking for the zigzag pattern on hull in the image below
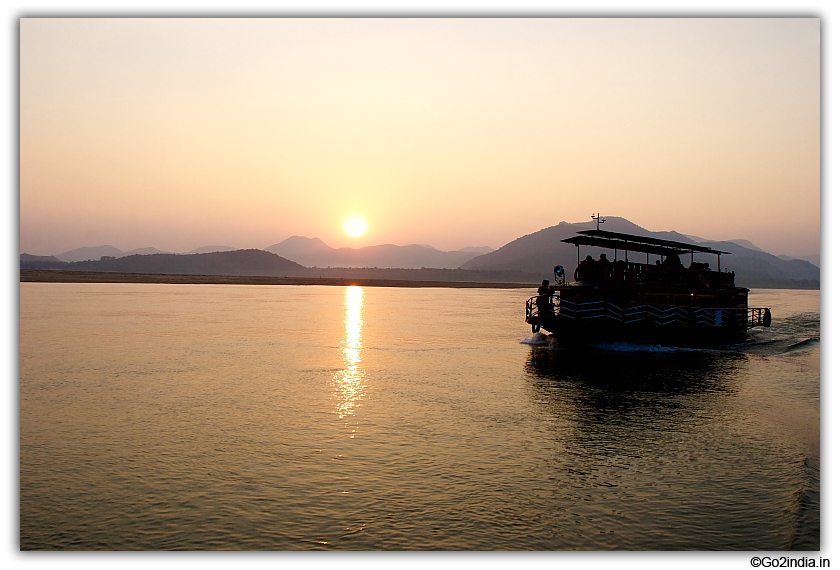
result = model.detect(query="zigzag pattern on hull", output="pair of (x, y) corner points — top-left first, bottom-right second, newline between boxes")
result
(526, 297), (763, 330)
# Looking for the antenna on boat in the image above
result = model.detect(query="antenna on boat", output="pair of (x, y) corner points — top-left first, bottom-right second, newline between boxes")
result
(591, 213), (606, 230)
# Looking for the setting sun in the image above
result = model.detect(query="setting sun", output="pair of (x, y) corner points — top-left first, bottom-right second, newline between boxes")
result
(344, 217), (367, 238)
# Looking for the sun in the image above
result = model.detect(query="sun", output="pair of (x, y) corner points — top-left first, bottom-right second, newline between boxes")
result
(344, 217), (367, 238)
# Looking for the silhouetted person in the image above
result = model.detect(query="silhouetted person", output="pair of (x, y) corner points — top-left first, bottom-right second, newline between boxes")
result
(597, 253), (609, 265)
(576, 256), (595, 281)
(663, 253), (683, 268)
(536, 279), (552, 316)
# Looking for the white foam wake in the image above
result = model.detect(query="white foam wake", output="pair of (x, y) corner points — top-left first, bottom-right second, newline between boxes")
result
(519, 332), (550, 345)
(518, 333), (564, 349)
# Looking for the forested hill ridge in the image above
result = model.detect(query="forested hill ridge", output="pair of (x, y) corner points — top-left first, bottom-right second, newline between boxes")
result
(21, 249), (308, 277)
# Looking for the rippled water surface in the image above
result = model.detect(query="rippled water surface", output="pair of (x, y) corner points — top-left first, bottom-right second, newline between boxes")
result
(19, 284), (819, 550)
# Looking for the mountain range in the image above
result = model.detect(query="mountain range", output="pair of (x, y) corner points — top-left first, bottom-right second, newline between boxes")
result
(264, 236), (491, 269)
(21, 217), (819, 289)
(47, 241), (492, 268)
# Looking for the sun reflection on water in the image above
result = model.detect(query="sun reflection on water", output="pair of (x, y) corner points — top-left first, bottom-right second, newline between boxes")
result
(333, 286), (366, 420)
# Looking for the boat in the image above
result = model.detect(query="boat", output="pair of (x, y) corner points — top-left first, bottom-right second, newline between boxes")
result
(525, 219), (771, 347)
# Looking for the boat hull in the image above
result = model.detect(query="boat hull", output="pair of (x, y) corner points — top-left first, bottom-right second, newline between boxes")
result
(524, 292), (769, 348)
(526, 315), (748, 347)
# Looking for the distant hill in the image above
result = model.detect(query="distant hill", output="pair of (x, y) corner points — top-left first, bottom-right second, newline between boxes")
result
(20, 253), (64, 269)
(184, 245), (239, 254)
(265, 236), (334, 265)
(265, 236), (485, 269)
(458, 246), (495, 254)
(56, 245), (125, 262)
(55, 245), (172, 261)
(779, 254), (820, 268)
(461, 217), (819, 289)
(23, 249), (307, 277)
(125, 247), (172, 256)
(20, 253), (62, 263)
(726, 239), (766, 252)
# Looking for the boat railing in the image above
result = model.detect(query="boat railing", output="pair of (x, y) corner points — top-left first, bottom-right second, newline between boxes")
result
(526, 296), (769, 329)
(746, 307), (772, 328)
(525, 294), (560, 320)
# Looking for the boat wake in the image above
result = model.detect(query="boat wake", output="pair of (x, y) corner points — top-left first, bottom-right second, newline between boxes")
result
(519, 332), (553, 346)
(731, 335), (820, 356)
(783, 337), (820, 353)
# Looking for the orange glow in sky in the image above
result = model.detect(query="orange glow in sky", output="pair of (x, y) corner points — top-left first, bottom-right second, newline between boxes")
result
(19, 18), (820, 257)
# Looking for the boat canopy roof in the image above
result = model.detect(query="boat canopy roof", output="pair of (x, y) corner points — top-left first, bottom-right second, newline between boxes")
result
(561, 230), (730, 257)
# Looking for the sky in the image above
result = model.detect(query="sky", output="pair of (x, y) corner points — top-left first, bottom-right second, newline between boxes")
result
(19, 17), (820, 257)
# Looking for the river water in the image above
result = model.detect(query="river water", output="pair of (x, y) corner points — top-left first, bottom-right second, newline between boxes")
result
(19, 284), (819, 550)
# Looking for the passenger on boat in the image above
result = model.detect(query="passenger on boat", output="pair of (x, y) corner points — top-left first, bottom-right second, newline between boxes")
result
(536, 279), (553, 316)
(597, 253), (609, 265)
(575, 256), (596, 281)
(663, 253), (683, 268)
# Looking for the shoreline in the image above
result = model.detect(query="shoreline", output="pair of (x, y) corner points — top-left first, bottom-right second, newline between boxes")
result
(18, 269), (819, 291)
(19, 269), (534, 289)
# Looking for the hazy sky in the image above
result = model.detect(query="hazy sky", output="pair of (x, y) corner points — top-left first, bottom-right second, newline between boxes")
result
(19, 17), (820, 256)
